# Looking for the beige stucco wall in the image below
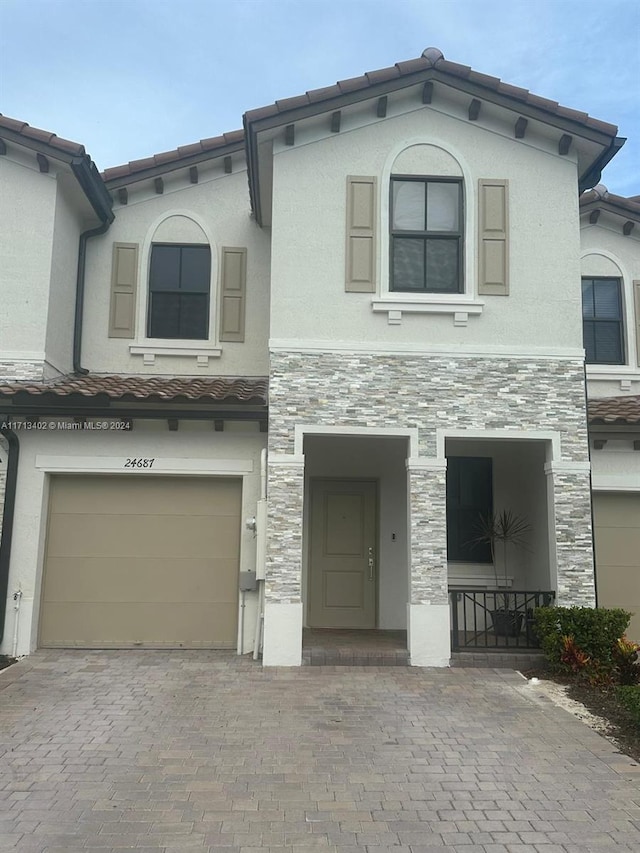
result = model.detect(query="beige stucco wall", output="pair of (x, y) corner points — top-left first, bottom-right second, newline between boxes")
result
(0, 423), (266, 657)
(591, 439), (640, 493)
(82, 168), (270, 376)
(268, 107), (583, 350)
(0, 156), (56, 366)
(44, 179), (86, 376)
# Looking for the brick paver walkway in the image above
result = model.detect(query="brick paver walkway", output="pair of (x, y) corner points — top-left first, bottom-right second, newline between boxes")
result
(1, 651), (639, 852)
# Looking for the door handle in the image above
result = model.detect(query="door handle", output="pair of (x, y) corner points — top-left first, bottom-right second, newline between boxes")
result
(368, 546), (374, 581)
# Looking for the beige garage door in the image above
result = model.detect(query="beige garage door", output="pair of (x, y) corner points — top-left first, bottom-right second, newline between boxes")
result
(40, 475), (241, 649)
(593, 492), (640, 643)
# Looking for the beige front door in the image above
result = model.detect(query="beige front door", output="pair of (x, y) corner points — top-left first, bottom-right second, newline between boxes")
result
(308, 479), (377, 628)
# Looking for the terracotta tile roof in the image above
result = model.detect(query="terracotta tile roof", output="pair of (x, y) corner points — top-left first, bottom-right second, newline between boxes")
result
(243, 48), (618, 137)
(588, 396), (640, 425)
(580, 185), (640, 219)
(0, 113), (86, 156)
(101, 130), (245, 182)
(0, 375), (268, 405)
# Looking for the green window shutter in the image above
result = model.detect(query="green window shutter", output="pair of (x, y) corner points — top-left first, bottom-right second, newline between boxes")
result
(108, 243), (138, 338)
(345, 176), (377, 292)
(478, 179), (509, 296)
(634, 281), (640, 367)
(219, 247), (247, 342)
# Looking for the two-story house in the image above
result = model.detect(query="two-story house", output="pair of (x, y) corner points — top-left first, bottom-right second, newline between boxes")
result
(0, 48), (637, 666)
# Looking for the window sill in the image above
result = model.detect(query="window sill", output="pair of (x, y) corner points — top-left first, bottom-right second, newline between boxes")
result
(130, 343), (222, 367)
(586, 365), (640, 391)
(371, 295), (484, 326)
(586, 365), (637, 375)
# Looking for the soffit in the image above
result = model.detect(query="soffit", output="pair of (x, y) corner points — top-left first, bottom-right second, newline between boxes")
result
(0, 114), (113, 224)
(580, 187), (640, 236)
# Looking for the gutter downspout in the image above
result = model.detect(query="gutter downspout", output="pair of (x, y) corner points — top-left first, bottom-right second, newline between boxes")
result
(253, 448), (268, 660)
(73, 221), (112, 375)
(0, 424), (20, 646)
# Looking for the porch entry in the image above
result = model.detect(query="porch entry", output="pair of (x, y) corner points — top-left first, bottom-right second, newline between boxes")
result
(308, 479), (377, 628)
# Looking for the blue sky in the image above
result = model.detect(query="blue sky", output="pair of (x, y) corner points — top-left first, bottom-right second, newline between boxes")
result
(1, 0), (638, 194)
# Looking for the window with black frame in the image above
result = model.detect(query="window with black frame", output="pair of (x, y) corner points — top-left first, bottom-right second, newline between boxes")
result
(390, 177), (463, 293)
(446, 457), (493, 563)
(148, 244), (211, 339)
(581, 277), (624, 364)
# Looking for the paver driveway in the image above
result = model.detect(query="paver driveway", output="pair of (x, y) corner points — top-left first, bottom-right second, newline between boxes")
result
(1, 652), (640, 852)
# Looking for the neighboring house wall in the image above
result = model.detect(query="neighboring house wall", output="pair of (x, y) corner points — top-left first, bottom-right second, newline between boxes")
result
(0, 438), (6, 540)
(582, 208), (640, 640)
(581, 222), (640, 399)
(0, 155), (57, 381)
(82, 167), (270, 377)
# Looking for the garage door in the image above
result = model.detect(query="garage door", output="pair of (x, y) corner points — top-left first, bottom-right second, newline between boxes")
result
(40, 475), (241, 649)
(593, 492), (640, 642)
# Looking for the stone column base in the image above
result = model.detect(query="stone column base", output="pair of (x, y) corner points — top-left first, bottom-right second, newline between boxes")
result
(262, 601), (303, 666)
(408, 603), (451, 667)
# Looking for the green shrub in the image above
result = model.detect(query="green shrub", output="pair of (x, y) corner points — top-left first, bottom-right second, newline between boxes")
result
(533, 606), (630, 681)
(613, 637), (640, 686)
(617, 686), (640, 726)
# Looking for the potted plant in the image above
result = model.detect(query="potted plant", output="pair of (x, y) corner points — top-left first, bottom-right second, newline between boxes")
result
(471, 510), (531, 637)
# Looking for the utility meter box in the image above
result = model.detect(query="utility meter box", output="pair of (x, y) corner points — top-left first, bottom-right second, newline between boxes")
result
(239, 570), (257, 591)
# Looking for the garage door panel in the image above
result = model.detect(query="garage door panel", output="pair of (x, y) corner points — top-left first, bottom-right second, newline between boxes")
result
(594, 528), (640, 567)
(40, 602), (237, 648)
(42, 557), (239, 603)
(51, 475), (242, 515)
(40, 475), (242, 649)
(593, 493), (640, 644)
(593, 494), (639, 526)
(46, 514), (240, 559)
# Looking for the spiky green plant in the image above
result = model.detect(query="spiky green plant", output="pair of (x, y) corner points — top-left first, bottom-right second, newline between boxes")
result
(471, 509), (532, 596)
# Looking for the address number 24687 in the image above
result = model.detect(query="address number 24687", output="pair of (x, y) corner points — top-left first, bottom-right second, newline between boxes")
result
(124, 458), (155, 469)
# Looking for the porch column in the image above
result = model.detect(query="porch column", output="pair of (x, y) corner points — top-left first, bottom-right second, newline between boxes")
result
(262, 454), (304, 665)
(545, 461), (596, 607)
(406, 458), (450, 667)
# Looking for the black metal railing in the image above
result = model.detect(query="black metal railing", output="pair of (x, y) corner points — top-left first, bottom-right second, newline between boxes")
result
(449, 589), (556, 651)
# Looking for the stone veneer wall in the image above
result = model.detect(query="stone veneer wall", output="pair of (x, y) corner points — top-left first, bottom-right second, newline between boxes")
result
(408, 466), (448, 605)
(0, 361), (45, 382)
(269, 352), (590, 461)
(267, 350), (595, 607)
(265, 463), (304, 602)
(552, 469), (596, 607)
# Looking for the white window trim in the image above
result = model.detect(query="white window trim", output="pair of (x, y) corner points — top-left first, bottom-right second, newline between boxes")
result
(134, 210), (220, 357)
(375, 137), (482, 324)
(581, 250), (637, 368)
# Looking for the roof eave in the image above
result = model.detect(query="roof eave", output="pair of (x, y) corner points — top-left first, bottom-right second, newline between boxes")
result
(578, 137), (626, 195)
(0, 126), (113, 224)
(245, 66), (622, 223)
(102, 140), (246, 189)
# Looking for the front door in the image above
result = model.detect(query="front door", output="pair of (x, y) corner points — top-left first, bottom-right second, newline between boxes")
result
(308, 479), (377, 628)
